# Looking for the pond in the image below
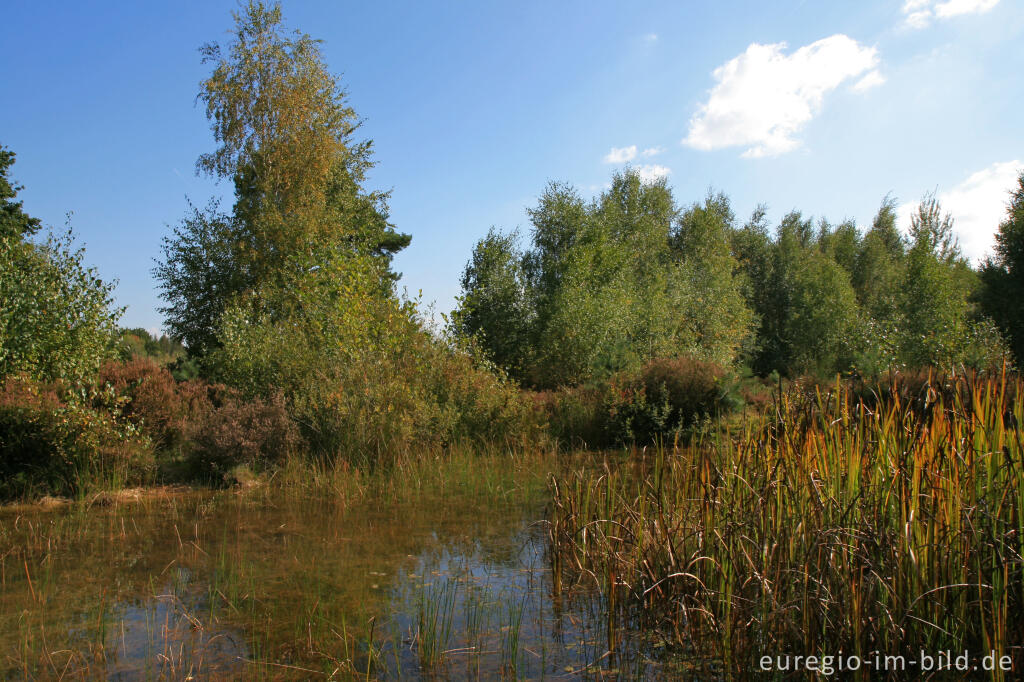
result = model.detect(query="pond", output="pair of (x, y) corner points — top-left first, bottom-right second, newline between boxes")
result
(0, 453), (679, 680)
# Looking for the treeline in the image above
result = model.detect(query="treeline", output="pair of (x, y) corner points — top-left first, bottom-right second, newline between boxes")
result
(3, 2), (1024, 500)
(455, 170), (1024, 385)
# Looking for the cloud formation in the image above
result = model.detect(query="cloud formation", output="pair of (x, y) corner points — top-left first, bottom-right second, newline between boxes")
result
(635, 164), (671, 183)
(642, 146), (664, 157)
(852, 69), (887, 92)
(683, 35), (880, 158)
(902, 0), (1000, 28)
(898, 160), (1022, 262)
(604, 145), (637, 163)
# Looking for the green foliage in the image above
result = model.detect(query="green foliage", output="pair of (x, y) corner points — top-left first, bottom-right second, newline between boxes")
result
(156, 2), (409, 361)
(898, 194), (975, 367)
(0, 148), (141, 499)
(0, 148), (121, 386)
(151, 2), (537, 468)
(728, 192), (1007, 379)
(741, 210), (827, 375)
(117, 327), (185, 364)
(455, 173), (753, 388)
(606, 357), (735, 445)
(1, 228), (121, 385)
(980, 171), (1024, 364)
(784, 251), (859, 376)
(211, 248), (535, 459)
(672, 192), (756, 366)
(853, 196), (904, 323)
(154, 201), (245, 356)
(451, 229), (533, 380)
(0, 145), (42, 240)
(0, 375), (153, 500)
(195, 0), (407, 283)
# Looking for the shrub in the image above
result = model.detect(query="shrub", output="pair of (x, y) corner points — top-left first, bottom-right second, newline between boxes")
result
(607, 356), (734, 445)
(531, 386), (608, 449)
(211, 256), (539, 463)
(0, 374), (153, 499)
(99, 357), (301, 480)
(189, 388), (300, 480)
(99, 356), (196, 453)
(0, 230), (121, 385)
(424, 339), (539, 448)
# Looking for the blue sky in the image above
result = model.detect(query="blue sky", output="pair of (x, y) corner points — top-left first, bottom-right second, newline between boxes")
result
(3, 1), (1022, 333)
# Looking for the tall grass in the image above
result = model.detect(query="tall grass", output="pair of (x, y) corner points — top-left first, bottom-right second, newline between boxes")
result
(548, 370), (1024, 678)
(416, 577), (459, 666)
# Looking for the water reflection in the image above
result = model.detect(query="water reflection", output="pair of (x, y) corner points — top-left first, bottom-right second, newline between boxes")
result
(1, 469), (674, 680)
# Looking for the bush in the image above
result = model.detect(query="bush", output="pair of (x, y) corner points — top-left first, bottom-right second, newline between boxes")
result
(189, 389), (300, 479)
(99, 356), (197, 454)
(607, 357), (735, 445)
(424, 339), (539, 447)
(0, 230), (121, 385)
(99, 357), (301, 481)
(531, 386), (608, 449)
(0, 374), (153, 499)
(211, 256), (539, 463)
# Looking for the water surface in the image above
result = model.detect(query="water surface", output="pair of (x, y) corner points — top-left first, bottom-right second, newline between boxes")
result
(0, 457), (675, 680)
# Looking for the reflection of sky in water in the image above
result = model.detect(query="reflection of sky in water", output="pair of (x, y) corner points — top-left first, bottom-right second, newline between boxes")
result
(381, 522), (669, 680)
(1, 477), (678, 680)
(67, 568), (249, 681)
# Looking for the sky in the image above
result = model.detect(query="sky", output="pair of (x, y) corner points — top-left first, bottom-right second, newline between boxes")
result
(2, 0), (1022, 334)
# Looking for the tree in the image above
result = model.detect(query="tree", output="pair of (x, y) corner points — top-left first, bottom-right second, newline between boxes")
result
(451, 229), (533, 380)
(156, 2), (409, 357)
(1, 229), (121, 385)
(0, 145), (42, 240)
(197, 1), (408, 271)
(817, 218), (860, 278)
(455, 173), (752, 387)
(732, 208), (864, 377)
(784, 251), (859, 376)
(979, 171), (1024, 363)
(154, 201), (245, 356)
(742, 210), (814, 376)
(853, 196), (904, 324)
(898, 194), (974, 367)
(671, 192), (754, 366)
(0, 148), (121, 384)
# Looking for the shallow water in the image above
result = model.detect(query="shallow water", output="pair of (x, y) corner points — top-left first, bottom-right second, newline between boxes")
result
(0, 460), (674, 680)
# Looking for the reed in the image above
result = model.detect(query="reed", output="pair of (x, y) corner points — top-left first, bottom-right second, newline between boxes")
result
(500, 593), (526, 678)
(548, 370), (1024, 679)
(416, 576), (459, 666)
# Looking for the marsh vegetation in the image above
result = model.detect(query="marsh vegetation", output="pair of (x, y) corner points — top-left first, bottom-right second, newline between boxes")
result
(3, 2), (1024, 679)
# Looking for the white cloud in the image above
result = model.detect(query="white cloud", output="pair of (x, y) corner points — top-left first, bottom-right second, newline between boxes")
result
(683, 35), (880, 158)
(936, 0), (1000, 17)
(643, 33), (659, 43)
(604, 145), (637, 163)
(852, 69), (886, 92)
(901, 0), (1000, 28)
(634, 164), (671, 183)
(641, 146), (664, 157)
(898, 160), (1022, 262)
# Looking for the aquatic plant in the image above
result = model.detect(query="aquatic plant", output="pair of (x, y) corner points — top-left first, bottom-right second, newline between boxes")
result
(548, 369), (1024, 679)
